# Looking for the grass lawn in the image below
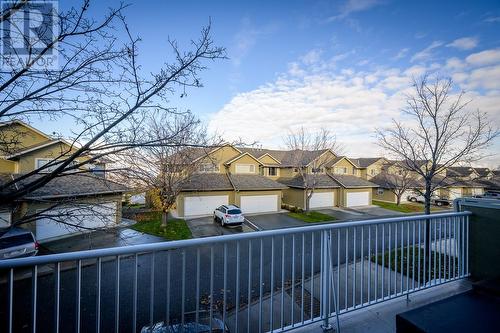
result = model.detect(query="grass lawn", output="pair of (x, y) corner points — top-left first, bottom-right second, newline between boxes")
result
(130, 211), (192, 240)
(373, 200), (447, 213)
(287, 211), (336, 223)
(371, 246), (459, 283)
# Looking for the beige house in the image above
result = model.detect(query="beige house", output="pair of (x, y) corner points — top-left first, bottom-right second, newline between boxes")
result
(0, 120), (127, 242)
(175, 145), (379, 217)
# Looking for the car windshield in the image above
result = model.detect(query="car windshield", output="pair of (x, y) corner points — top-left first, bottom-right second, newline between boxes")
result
(228, 209), (241, 214)
(0, 233), (34, 250)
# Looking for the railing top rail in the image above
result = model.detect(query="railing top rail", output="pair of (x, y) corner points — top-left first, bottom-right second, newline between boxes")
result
(0, 211), (471, 269)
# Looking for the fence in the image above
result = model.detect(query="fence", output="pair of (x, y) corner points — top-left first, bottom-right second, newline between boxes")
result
(0, 211), (470, 333)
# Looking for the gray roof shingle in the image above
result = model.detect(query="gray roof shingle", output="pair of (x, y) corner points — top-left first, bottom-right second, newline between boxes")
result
(2, 173), (129, 199)
(179, 173), (233, 191)
(229, 174), (288, 190)
(328, 174), (379, 188)
(277, 174), (340, 189)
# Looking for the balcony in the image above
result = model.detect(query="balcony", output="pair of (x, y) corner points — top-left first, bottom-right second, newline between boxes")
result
(1, 199), (497, 333)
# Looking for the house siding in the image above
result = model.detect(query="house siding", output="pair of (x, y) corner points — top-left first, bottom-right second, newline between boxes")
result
(17, 144), (84, 173)
(228, 154), (261, 174)
(282, 188), (305, 208)
(197, 145), (241, 173)
(372, 188), (397, 202)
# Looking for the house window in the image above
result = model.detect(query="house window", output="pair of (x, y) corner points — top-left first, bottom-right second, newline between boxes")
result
(370, 169), (375, 176)
(35, 158), (76, 173)
(268, 167), (277, 176)
(198, 163), (219, 173)
(335, 167), (347, 174)
(377, 188), (384, 195)
(235, 164), (256, 174)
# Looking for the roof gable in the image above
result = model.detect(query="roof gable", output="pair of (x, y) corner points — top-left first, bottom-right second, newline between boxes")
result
(224, 152), (263, 166)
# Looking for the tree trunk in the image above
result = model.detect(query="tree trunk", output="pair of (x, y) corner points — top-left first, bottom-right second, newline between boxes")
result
(305, 190), (311, 212)
(161, 208), (169, 228)
(396, 193), (401, 205)
(424, 180), (432, 269)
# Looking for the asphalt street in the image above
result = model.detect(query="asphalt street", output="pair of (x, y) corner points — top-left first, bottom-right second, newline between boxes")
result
(0, 220), (459, 333)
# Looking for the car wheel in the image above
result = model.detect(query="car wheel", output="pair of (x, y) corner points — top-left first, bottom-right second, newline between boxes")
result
(410, 197), (417, 202)
(436, 201), (443, 206)
(213, 215), (217, 222)
(221, 219), (225, 227)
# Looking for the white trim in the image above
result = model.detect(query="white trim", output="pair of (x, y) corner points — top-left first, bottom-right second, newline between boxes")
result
(6, 139), (75, 159)
(192, 144), (243, 163)
(258, 153), (281, 164)
(224, 152), (263, 165)
(306, 149), (336, 167)
(0, 120), (52, 141)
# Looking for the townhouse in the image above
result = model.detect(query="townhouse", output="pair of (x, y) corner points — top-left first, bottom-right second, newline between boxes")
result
(0, 120), (128, 242)
(175, 144), (379, 218)
(370, 159), (494, 204)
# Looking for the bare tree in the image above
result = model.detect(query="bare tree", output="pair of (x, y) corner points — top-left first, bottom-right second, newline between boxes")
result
(376, 75), (498, 265)
(115, 111), (217, 227)
(284, 127), (340, 212)
(375, 162), (416, 205)
(0, 1), (226, 227)
(376, 75), (498, 214)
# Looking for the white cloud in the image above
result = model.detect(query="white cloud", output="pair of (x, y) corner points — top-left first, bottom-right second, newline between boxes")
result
(446, 37), (479, 50)
(208, 48), (500, 164)
(410, 41), (443, 63)
(483, 16), (500, 23)
(300, 49), (323, 65)
(327, 0), (383, 21)
(393, 48), (409, 60)
(466, 49), (500, 66)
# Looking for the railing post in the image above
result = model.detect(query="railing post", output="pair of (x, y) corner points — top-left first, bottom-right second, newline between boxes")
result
(321, 230), (333, 332)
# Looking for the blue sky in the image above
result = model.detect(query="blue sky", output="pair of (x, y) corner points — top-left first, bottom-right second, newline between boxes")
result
(43, 0), (500, 166)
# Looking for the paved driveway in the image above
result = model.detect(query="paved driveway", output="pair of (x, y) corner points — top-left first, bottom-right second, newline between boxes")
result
(245, 213), (307, 230)
(39, 228), (165, 254)
(186, 216), (253, 238)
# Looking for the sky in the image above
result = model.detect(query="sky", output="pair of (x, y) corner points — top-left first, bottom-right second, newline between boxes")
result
(40, 0), (500, 167)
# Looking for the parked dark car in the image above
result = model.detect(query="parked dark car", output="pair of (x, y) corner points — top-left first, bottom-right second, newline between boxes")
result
(0, 227), (39, 260)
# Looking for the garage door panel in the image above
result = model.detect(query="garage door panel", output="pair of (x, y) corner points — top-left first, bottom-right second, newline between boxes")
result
(346, 192), (370, 207)
(36, 202), (117, 241)
(240, 195), (278, 214)
(310, 192), (334, 208)
(184, 195), (228, 216)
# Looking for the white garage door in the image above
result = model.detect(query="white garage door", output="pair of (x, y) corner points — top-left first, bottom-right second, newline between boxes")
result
(36, 202), (117, 241)
(240, 195), (278, 214)
(184, 195), (228, 216)
(448, 188), (462, 200)
(346, 192), (370, 207)
(310, 192), (334, 208)
(472, 188), (483, 196)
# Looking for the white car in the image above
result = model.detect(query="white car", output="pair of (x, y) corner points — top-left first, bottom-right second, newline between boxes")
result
(213, 205), (245, 227)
